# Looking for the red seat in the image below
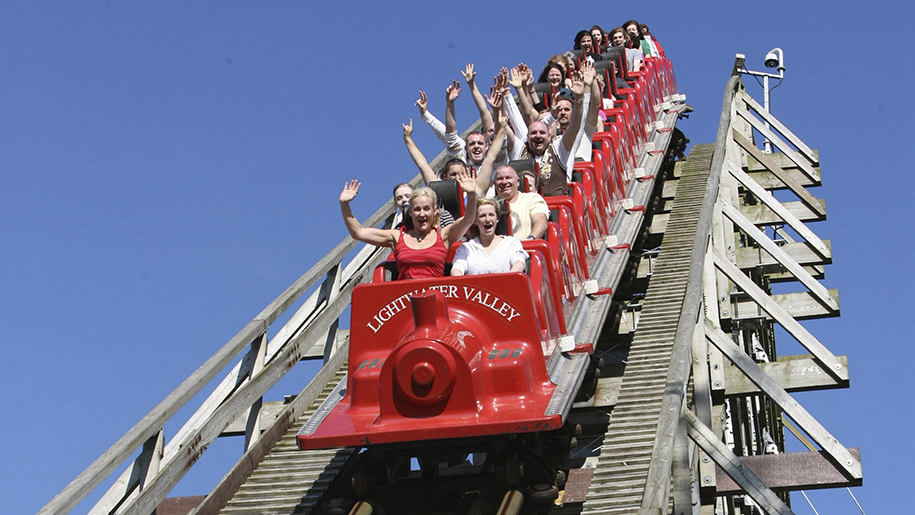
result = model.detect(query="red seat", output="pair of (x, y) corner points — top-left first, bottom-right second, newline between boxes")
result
(523, 245), (567, 341)
(573, 163), (611, 236)
(545, 199), (591, 281)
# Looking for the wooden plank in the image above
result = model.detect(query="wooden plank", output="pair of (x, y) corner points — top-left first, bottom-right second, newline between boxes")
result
(649, 213), (669, 235)
(222, 401), (287, 436)
(92, 432), (165, 514)
(672, 160), (684, 178)
(746, 169), (820, 190)
(672, 404), (693, 515)
(637, 256), (654, 279)
(662, 179), (678, 199)
(733, 130), (825, 218)
(728, 163), (831, 260)
(715, 165), (737, 321)
(766, 267), (825, 283)
(713, 248), (847, 382)
(244, 332), (269, 451)
(740, 90), (818, 164)
(736, 108), (819, 183)
(734, 289), (840, 320)
(702, 245), (726, 401)
(691, 316), (718, 498)
(686, 410), (795, 515)
(736, 241), (832, 269)
(705, 321), (861, 479)
(746, 149), (819, 174)
(592, 376), (623, 407)
(740, 198), (826, 225)
(715, 448), (862, 494)
(157, 496), (207, 515)
(724, 354), (849, 395)
(564, 468), (594, 503)
(722, 201), (837, 311)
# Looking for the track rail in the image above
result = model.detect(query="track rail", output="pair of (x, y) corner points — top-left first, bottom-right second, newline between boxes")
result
(581, 143), (714, 514)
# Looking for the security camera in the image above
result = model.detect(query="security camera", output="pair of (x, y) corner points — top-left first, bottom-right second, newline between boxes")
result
(764, 48), (784, 71)
(764, 52), (778, 68)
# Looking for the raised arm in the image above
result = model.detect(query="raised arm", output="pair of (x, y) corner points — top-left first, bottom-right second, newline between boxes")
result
(510, 64), (539, 126)
(463, 63), (494, 132)
(444, 80), (461, 135)
(339, 180), (398, 247)
(442, 169), (478, 246)
(473, 102), (508, 195)
(416, 91), (445, 139)
(560, 71), (589, 154)
(403, 119), (438, 185)
(580, 60), (601, 128)
(501, 76), (528, 143)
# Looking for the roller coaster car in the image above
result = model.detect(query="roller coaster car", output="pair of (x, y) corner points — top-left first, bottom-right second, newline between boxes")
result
(297, 273), (593, 450)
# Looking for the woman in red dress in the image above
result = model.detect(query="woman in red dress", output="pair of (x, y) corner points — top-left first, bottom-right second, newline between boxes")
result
(339, 172), (477, 279)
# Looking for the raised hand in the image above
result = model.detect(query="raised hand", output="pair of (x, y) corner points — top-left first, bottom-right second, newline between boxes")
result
(580, 59), (596, 86)
(518, 63), (533, 86)
(402, 118), (414, 138)
(550, 90), (562, 117)
(570, 70), (586, 96)
(498, 67), (510, 93)
(415, 91), (428, 115)
(456, 168), (477, 194)
(508, 66), (523, 89)
(497, 106), (508, 127)
(446, 80), (461, 102)
(340, 179), (361, 203)
(463, 63), (476, 84)
(486, 89), (503, 110)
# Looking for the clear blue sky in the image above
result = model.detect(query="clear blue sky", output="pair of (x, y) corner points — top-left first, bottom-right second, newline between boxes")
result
(2, 2), (911, 514)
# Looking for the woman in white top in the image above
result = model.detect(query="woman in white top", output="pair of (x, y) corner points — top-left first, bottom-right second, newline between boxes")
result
(451, 197), (528, 276)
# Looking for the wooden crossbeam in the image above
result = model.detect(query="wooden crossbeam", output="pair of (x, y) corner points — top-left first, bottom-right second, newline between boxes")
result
(704, 320), (861, 479)
(746, 149), (819, 175)
(736, 110), (819, 184)
(728, 164), (831, 260)
(720, 201), (838, 311)
(714, 448), (862, 494)
(713, 248), (847, 382)
(737, 241), (831, 269)
(741, 198), (827, 225)
(733, 289), (840, 321)
(725, 354), (849, 395)
(733, 130), (825, 218)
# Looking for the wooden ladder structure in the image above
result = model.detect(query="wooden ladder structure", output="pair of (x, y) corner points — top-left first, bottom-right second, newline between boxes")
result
(573, 72), (858, 515)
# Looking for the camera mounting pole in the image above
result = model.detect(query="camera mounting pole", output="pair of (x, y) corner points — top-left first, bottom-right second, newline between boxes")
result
(734, 48), (785, 153)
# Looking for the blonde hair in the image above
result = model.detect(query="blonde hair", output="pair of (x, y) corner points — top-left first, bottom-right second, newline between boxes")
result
(476, 196), (501, 213)
(409, 187), (441, 226)
(410, 187), (438, 206)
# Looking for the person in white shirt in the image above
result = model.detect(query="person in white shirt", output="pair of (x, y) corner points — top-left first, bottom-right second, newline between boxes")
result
(451, 197), (528, 276)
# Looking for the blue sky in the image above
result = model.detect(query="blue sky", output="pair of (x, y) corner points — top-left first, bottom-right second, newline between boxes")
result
(2, 2), (911, 514)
